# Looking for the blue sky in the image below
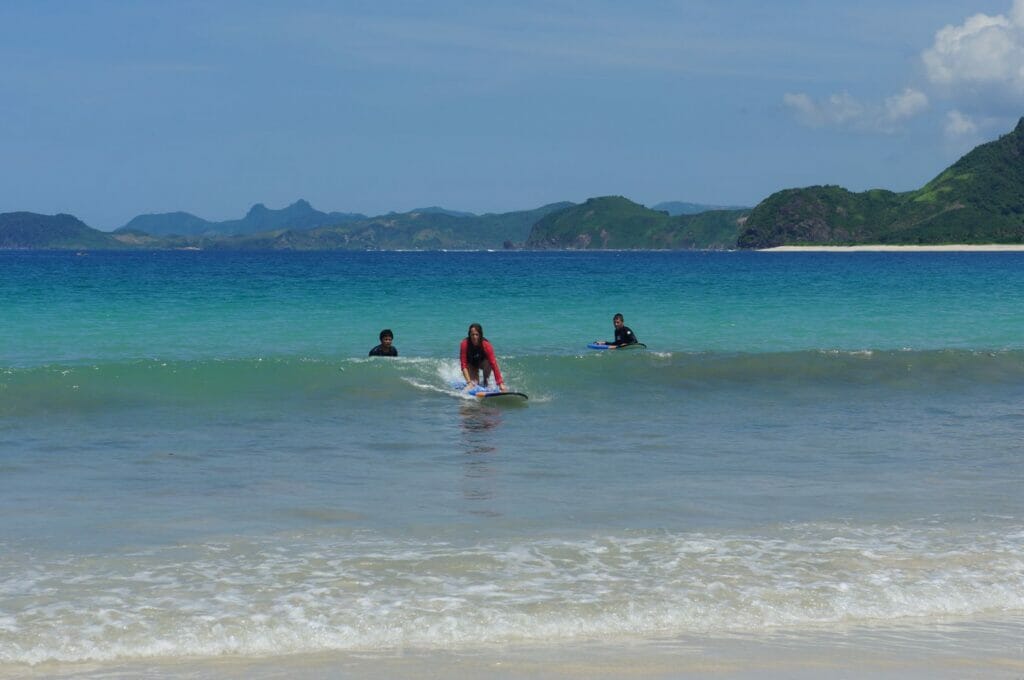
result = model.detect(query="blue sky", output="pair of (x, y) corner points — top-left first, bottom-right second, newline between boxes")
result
(3, 1), (1024, 230)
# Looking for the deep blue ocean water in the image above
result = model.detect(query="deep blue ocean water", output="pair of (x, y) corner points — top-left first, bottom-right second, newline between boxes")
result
(1, 250), (1023, 666)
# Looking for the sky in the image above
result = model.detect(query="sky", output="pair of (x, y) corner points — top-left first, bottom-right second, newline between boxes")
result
(3, 1), (1024, 230)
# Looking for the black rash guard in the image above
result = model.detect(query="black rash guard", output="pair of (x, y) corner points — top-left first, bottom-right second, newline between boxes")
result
(610, 326), (638, 347)
(368, 344), (398, 357)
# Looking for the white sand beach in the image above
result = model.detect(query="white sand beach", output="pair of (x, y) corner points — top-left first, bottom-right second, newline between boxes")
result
(760, 244), (1024, 252)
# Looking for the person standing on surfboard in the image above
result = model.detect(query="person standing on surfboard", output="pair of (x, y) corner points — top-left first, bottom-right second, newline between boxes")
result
(460, 323), (507, 392)
(598, 313), (639, 349)
(368, 329), (398, 357)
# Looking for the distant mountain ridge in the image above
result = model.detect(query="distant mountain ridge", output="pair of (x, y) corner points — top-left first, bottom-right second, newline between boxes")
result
(652, 201), (749, 215)
(2, 202), (577, 251)
(8, 118), (1024, 251)
(209, 202), (573, 251)
(118, 199), (367, 236)
(403, 206), (477, 218)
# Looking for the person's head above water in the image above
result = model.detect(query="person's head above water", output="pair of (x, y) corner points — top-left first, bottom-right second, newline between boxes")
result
(467, 323), (483, 345)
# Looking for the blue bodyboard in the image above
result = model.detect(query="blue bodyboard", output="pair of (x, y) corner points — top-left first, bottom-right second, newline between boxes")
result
(450, 381), (528, 400)
(587, 342), (647, 350)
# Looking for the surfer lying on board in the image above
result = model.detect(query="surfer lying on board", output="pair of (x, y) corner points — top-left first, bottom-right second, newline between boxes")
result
(598, 313), (639, 349)
(368, 329), (398, 357)
(460, 323), (507, 392)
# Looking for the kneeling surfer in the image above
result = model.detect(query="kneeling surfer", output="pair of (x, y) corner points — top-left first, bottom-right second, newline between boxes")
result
(460, 323), (507, 392)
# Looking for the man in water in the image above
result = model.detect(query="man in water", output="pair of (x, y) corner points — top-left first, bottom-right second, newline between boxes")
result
(599, 313), (639, 349)
(368, 329), (398, 357)
(460, 323), (507, 391)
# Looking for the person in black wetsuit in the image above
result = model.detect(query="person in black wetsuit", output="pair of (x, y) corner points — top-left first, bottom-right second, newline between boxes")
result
(368, 329), (398, 357)
(599, 313), (638, 349)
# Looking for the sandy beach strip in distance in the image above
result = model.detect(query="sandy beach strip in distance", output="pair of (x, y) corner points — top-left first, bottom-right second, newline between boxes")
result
(760, 244), (1024, 252)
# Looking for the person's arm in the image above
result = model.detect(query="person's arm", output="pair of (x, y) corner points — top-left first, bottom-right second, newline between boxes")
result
(460, 339), (474, 385)
(483, 341), (506, 390)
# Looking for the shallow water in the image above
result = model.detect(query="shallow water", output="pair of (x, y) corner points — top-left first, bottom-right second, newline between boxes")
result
(1, 250), (1022, 670)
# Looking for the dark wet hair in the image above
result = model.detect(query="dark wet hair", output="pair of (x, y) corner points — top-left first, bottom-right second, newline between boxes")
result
(467, 323), (484, 343)
(613, 313), (624, 322)
(379, 329), (393, 341)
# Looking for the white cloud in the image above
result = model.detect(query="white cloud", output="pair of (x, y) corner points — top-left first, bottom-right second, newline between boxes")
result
(784, 88), (928, 132)
(785, 3), (1024, 139)
(885, 88), (929, 120)
(921, 0), (1024, 96)
(944, 110), (979, 138)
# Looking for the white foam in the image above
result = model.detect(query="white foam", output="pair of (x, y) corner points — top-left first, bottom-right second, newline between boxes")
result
(2, 524), (1022, 664)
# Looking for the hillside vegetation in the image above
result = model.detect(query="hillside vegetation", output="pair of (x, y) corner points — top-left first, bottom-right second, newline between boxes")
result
(0, 213), (125, 249)
(525, 197), (747, 249)
(738, 117), (1024, 248)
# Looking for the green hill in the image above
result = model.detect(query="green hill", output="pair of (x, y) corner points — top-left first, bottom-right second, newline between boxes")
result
(0, 212), (126, 249)
(738, 117), (1024, 248)
(525, 196), (748, 249)
(118, 211), (215, 237)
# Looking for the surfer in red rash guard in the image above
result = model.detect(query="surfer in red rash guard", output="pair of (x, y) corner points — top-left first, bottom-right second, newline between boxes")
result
(459, 323), (507, 392)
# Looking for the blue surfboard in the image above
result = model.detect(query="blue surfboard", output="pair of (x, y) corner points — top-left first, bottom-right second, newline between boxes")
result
(587, 342), (647, 350)
(450, 381), (528, 400)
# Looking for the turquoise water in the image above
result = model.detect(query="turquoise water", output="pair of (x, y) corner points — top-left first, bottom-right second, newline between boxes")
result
(1, 251), (1023, 667)
(4, 251), (1022, 363)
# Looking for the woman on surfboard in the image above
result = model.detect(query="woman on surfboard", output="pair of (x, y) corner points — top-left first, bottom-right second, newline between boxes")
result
(460, 323), (507, 392)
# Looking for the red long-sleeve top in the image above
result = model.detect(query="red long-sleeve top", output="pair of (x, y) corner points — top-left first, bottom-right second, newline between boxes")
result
(459, 338), (503, 386)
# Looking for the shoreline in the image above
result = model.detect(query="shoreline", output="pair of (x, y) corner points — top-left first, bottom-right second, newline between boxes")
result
(759, 244), (1024, 252)
(13, 617), (1023, 679)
